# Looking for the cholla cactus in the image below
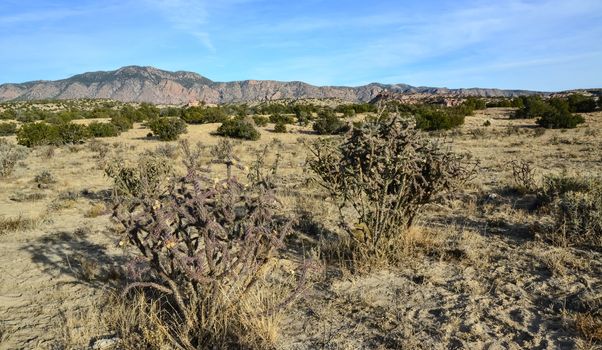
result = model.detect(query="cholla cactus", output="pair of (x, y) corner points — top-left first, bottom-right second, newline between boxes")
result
(105, 155), (172, 197)
(308, 113), (475, 260)
(247, 143), (283, 190)
(210, 138), (243, 178)
(509, 159), (536, 193)
(111, 141), (305, 347)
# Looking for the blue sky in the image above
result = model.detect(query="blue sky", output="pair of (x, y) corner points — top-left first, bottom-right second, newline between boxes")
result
(0, 0), (601, 90)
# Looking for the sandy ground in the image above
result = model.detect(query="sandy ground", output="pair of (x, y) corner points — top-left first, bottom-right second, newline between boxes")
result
(0, 109), (601, 349)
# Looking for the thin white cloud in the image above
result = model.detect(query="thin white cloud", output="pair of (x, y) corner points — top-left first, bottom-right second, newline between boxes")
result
(143, 0), (254, 52)
(192, 31), (215, 53)
(143, 0), (212, 50)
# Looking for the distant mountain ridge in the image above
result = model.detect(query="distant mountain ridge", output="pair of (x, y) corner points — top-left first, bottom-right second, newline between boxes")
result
(0, 66), (543, 104)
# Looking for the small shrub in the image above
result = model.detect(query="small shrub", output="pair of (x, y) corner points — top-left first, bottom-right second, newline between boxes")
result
(216, 118), (261, 140)
(16, 122), (61, 147)
(295, 110), (312, 126)
(273, 122), (287, 133)
(39, 145), (56, 159)
(512, 95), (549, 119)
(414, 108), (465, 131)
(509, 160), (536, 193)
(110, 115), (134, 132)
(247, 144), (283, 189)
(269, 113), (295, 124)
(537, 108), (585, 129)
(87, 122), (120, 138)
(308, 114), (475, 267)
(84, 203), (107, 218)
(312, 113), (349, 135)
(210, 139), (242, 178)
(541, 175), (592, 201)
(57, 123), (89, 144)
(0, 122), (18, 136)
(567, 94), (597, 113)
(483, 120), (491, 127)
(532, 128), (546, 137)
(0, 140), (29, 177)
(147, 117), (187, 141)
(252, 115), (269, 127)
(105, 155), (172, 197)
(539, 175), (602, 248)
(470, 128), (487, 139)
(152, 144), (179, 159)
(181, 106), (228, 124)
(34, 170), (56, 188)
(88, 140), (110, 160)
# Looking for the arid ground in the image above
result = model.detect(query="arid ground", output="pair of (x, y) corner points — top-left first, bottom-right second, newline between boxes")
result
(1, 107), (601, 349)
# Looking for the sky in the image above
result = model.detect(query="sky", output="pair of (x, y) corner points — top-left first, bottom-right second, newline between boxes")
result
(0, 0), (601, 91)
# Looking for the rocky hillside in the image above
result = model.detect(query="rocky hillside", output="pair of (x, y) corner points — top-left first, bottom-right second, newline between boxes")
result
(0, 66), (539, 104)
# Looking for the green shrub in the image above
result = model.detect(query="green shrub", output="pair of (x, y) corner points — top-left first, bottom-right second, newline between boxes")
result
(16, 122), (61, 147)
(58, 123), (90, 144)
(147, 117), (187, 141)
(567, 94), (597, 113)
(161, 107), (183, 117)
(137, 103), (161, 121)
(252, 115), (269, 127)
(513, 96), (550, 119)
(0, 122), (18, 136)
(119, 106), (146, 122)
(269, 113), (295, 124)
(295, 110), (312, 126)
(514, 95), (593, 125)
(17, 122), (91, 146)
(415, 108), (465, 131)
(216, 118), (261, 140)
(486, 97), (524, 108)
(87, 122), (120, 138)
(273, 122), (287, 133)
(182, 107), (228, 124)
(110, 115), (134, 132)
(313, 113), (349, 135)
(536, 108), (585, 129)
(0, 109), (18, 120)
(335, 103), (376, 116)
(461, 97), (487, 113)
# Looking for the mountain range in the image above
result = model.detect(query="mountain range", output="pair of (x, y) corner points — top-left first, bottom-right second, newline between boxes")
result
(0, 66), (542, 105)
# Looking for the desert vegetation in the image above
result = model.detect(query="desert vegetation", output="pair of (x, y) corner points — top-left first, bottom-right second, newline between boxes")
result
(0, 95), (601, 349)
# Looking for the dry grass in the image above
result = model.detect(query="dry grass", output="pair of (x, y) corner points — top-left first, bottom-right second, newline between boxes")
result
(574, 313), (602, 344)
(84, 202), (108, 218)
(537, 247), (591, 276)
(0, 215), (39, 235)
(54, 272), (299, 350)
